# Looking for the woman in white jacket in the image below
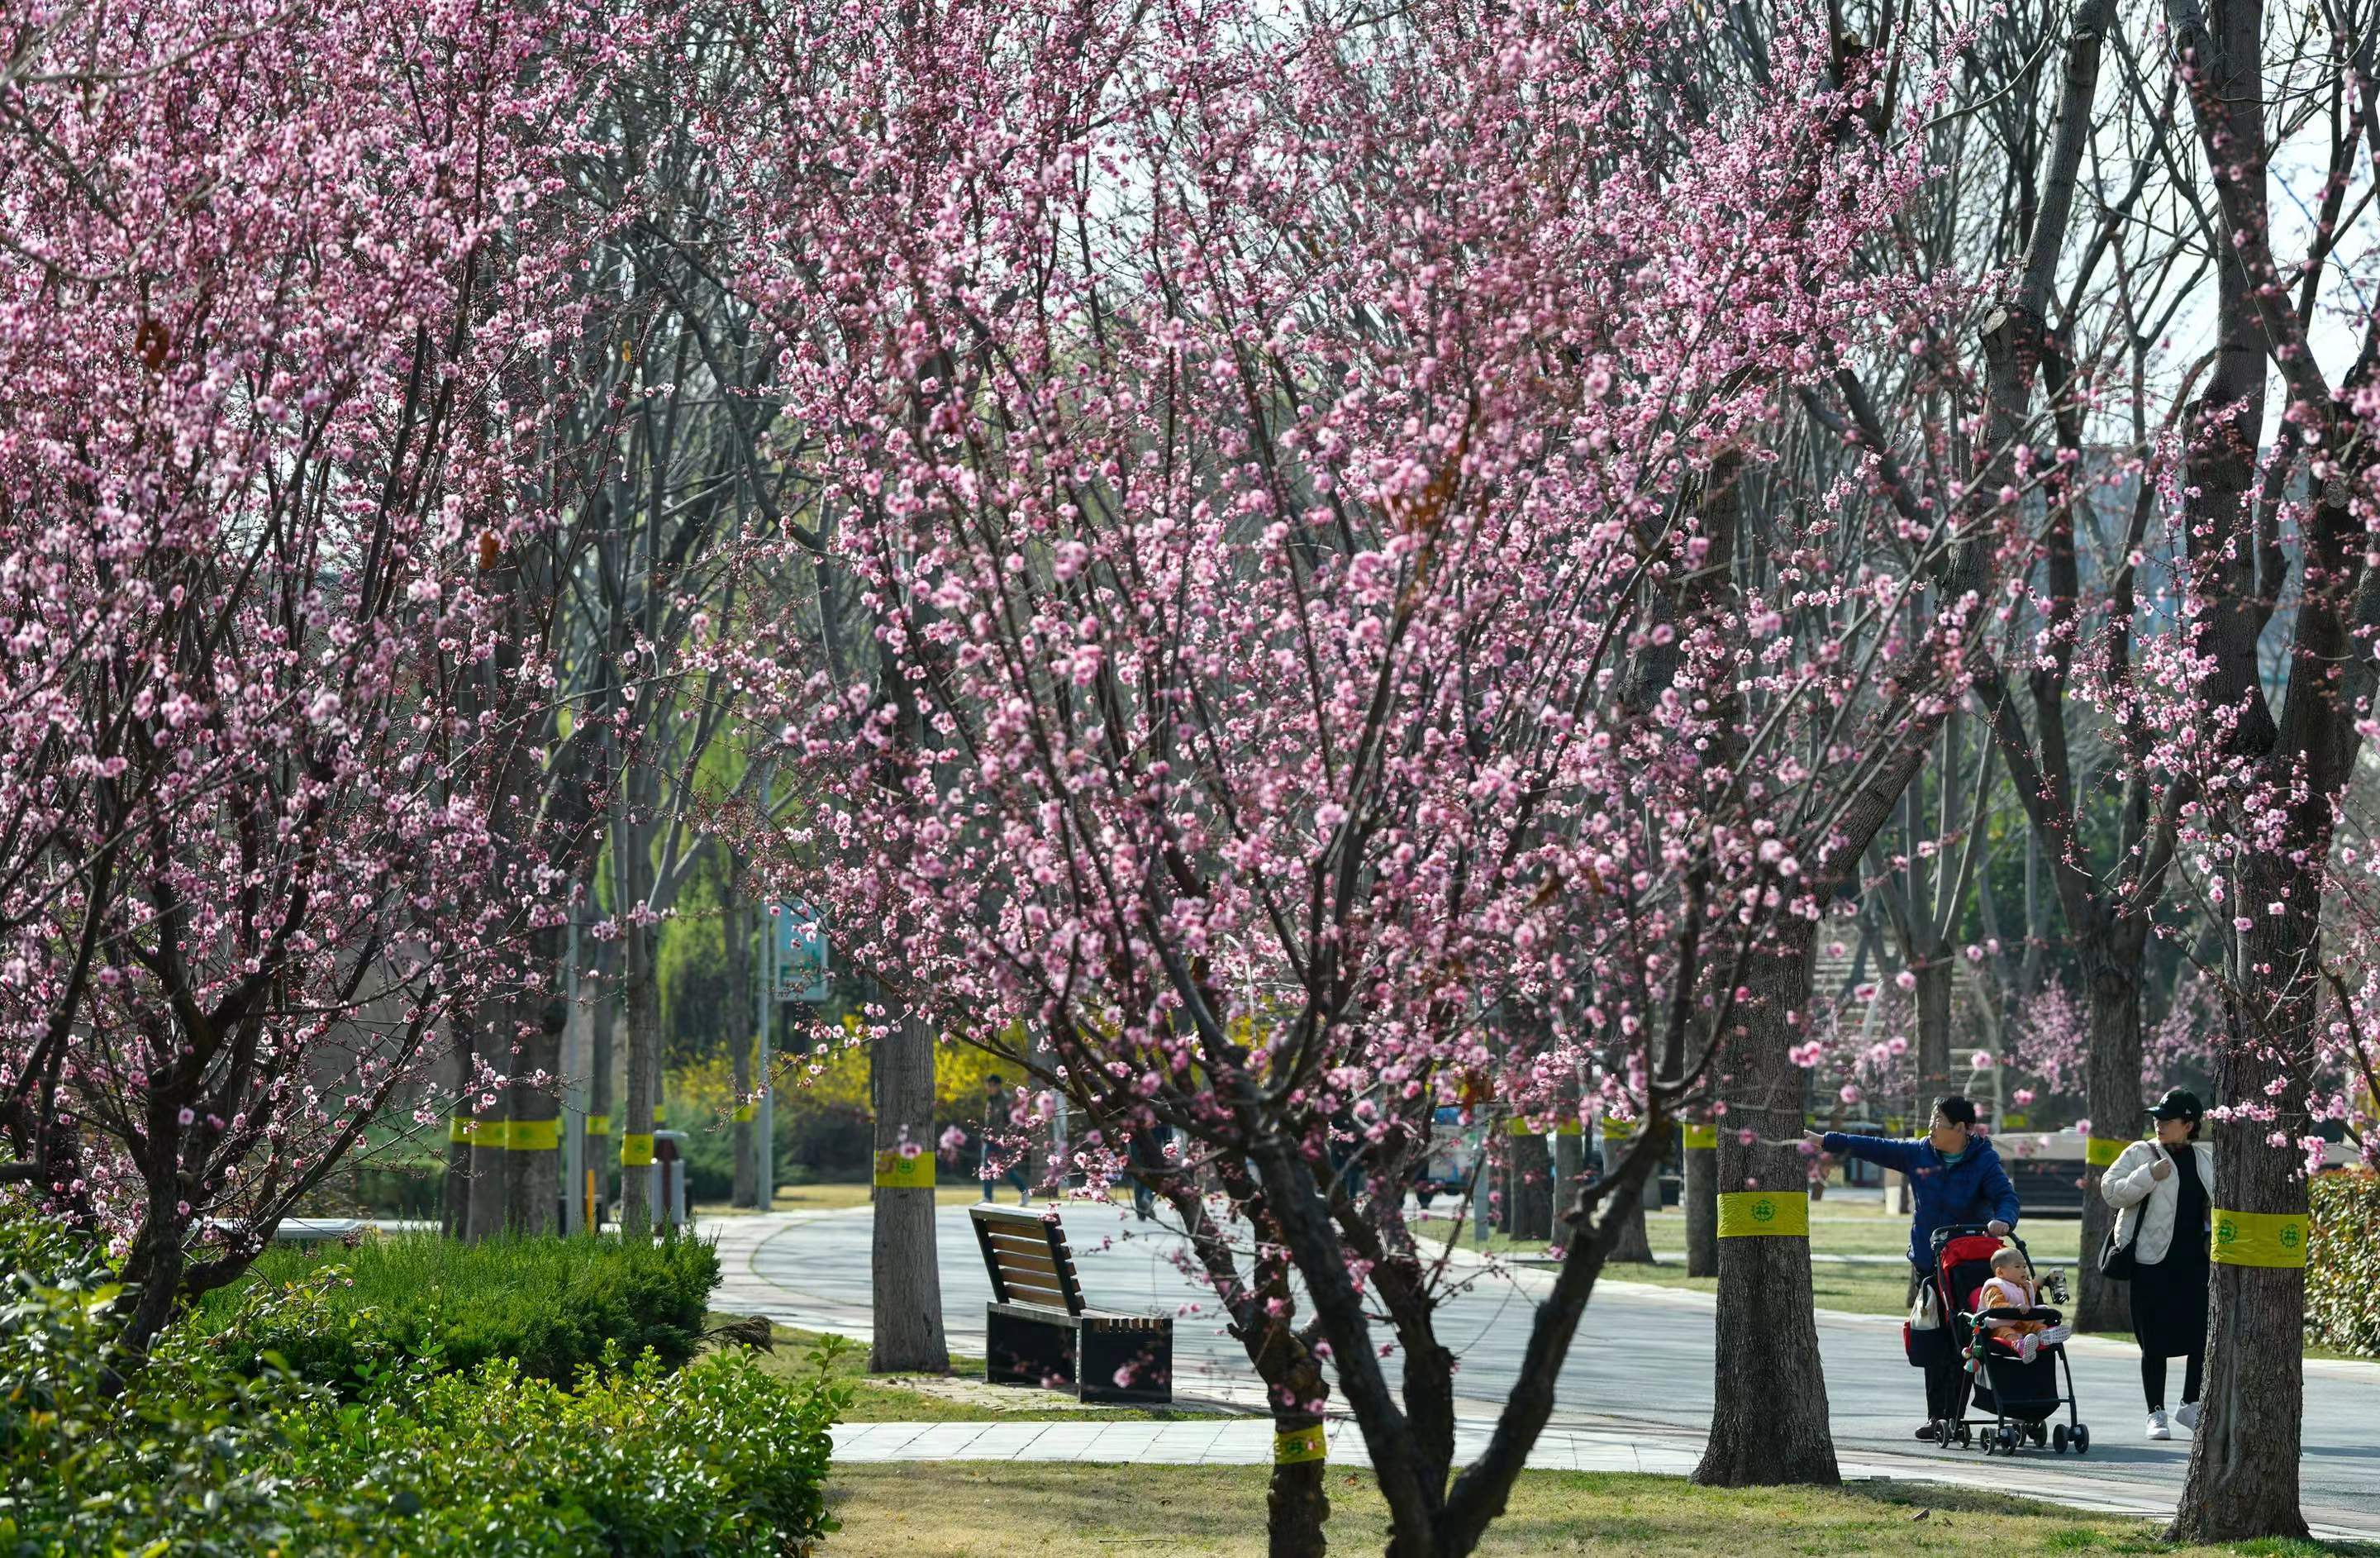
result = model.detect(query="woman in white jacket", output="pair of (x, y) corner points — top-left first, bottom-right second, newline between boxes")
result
(2100, 1089), (2215, 1441)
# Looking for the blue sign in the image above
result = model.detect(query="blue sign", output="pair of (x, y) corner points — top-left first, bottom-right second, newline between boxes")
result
(773, 900), (830, 1003)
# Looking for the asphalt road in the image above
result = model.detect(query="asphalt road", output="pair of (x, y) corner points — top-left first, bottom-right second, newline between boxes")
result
(740, 1200), (2380, 1537)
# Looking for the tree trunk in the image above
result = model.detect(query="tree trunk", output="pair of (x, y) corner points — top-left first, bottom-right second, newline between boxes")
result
(618, 911), (658, 1236)
(442, 1015), (474, 1238)
(870, 1008), (949, 1372)
(1683, 1135), (1718, 1277)
(1168, 1170), (1331, 1558)
(1551, 1129), (1584, 1242)
(2174, 847), (2316, 1540)
(1912, 955), (1957, 1113)
(588, 937), (615, 1226)
(505, 970), (564, 1236)
(465, 1000), (510, 1242)
(724, 868), (759, 1209)
(1508, 1130), (1553, 1243)
(1695, 918), (1839, 1487)
(1603, 1129), (1653, 1262)
(116, 1205), (187, 1360)
(2073, 954), (2140, 1332)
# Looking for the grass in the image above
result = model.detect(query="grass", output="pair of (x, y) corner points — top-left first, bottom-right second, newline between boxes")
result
(721, 1319), (1230, 1422)
(818, 1465), (2378, 1557)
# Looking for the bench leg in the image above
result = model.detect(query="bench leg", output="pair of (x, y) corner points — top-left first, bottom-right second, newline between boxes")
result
(985, 1308), (1075, 1391)
(1076, 1327), (1173, 1405)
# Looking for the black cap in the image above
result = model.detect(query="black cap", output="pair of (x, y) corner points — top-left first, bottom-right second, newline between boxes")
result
(2147, 1088), (2203, 1121)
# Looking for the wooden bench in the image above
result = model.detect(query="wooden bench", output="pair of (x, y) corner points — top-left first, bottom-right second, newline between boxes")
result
(969, 1204), (1173, 1404)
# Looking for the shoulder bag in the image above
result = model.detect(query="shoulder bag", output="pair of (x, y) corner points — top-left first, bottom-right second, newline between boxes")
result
(2097, 1146), (2151, 1279)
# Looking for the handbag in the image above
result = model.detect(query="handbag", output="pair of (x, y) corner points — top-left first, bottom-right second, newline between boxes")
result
(1908, 1277), (1941, 1331)
(2099, 1206), (2141, 1279)
(2098, 1143), (2159, 1279)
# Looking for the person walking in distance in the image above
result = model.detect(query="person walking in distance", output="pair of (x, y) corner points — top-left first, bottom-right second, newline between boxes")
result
(1808, 1093), (2021, 1439)
(1128, 1120), (1175, 1221)
(978, 1074), (1031, 1206)
(2101, 1089), (2214, 1441)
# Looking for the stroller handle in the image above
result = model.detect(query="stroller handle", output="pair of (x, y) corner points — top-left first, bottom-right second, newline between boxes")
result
(1932, 1222), (2023, 1251)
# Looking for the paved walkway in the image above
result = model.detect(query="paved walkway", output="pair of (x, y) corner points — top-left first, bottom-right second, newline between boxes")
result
(709, 1205), (2380, 1541)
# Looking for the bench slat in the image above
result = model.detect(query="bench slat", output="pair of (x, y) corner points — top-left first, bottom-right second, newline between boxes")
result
(987, 1244), (1072, 1279)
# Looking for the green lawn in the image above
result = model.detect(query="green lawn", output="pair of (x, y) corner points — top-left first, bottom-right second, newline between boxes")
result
(820, 1465), (2375, 1557)
(1414, 1205), (2104, 1324)
(721, 1319), (1230, 1422)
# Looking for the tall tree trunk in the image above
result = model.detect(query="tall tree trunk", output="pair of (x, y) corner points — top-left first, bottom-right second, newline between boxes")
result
(618, 911), (659, 1236)
(2175, 851), (2316, 1540)
(588, 936), (615, 1225)
(1694, 918), (1839, 1487)
(869, 1009), (950, 1371)
(1911, 956), (1957, 1109)
(1509, 1129), (1553, 1244)
(442, 1016), (474, 1238)
(1173, 1165), (1331, 1558)
(1603, 1127), (1653, 1262)
(1551, 1128), (1584, 1245)
(724, 866), (759, 1209)
(1683, 1133), (1718, 1276)
(505, 970), (564, 1236)
(2073, 946), (2140, 1332)
(464, 1000), (510, 1241)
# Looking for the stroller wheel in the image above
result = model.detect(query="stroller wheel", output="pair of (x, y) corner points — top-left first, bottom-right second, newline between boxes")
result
(2030, 1422), (2048, 1446)
(2071, 1422), (2090, 1456)
(1998, 1426), (2021, 1454)
(1956, 1422), (1972, 1446)
(2052, 1424), (2070, 1454)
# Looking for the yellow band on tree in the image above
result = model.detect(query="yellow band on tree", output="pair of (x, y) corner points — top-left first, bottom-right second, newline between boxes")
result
(1274, 1427), (1326, 1465)
(2085, 1136), (2132, 1168)
(449, 1118), (474, 1143)
(733, 1103), (759, 1122)
(2211, 1208), (2309, 1269)
(465, 1120), (511, 1150)
(1683, 1124), (1719, 1150)
(1505, 1116), (1537, 1136)
(510, 1118), (560, 1151)
(621, 1133), (655, 1167)
(1716, 1190), (1810, 1238)
(874, 1149), (937, 1189)
(584, 1114), (611, 1136)
(1601, 1121), (1636, 1142)
(1554, 1120), (1583, 1137)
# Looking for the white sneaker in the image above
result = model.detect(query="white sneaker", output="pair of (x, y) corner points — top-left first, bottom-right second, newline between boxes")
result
(2173, 1402), (2201, 1432)
(2146, 1409), (2170, 1441)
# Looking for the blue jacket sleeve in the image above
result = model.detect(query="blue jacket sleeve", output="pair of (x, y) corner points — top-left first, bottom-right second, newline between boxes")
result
(1821, 1132), (1925, 1173)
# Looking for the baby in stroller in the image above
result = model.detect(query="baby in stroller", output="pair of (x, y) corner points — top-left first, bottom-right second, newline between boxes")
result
(1977, 1246), (2073, 1363)
(1907, 1224), (2091, 1454)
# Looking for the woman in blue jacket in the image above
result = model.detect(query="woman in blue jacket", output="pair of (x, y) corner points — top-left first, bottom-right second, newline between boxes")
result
(1808, 1093), (2021, 1438)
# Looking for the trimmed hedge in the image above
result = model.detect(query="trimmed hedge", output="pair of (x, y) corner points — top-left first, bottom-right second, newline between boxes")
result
(2306, 1168), (2379, 1357)
(194, 1233), (721, 1394)
(1, 1213), (843, 1556)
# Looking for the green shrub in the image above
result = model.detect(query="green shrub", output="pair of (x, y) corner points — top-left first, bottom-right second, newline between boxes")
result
(1, 1207), (841, 1556)
(2307, 1168), (2379, 1357)
(194, 1233), (721, 1394)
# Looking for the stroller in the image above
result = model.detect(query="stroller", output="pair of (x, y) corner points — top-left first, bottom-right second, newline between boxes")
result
(1902, 1223), (2090, 1455)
